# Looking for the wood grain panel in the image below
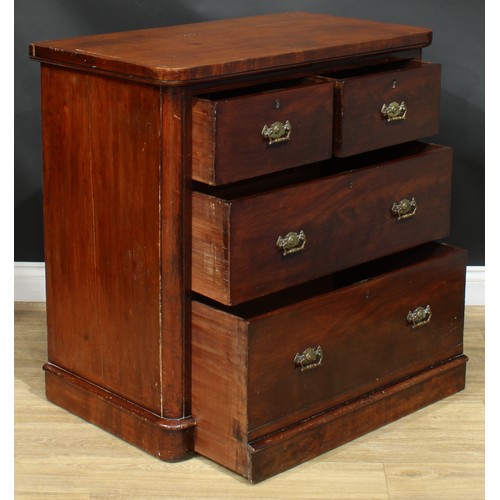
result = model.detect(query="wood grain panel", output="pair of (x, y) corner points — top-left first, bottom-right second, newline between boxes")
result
(41, 65), (162, 413)
(191, 192), (231, 305)
(191, 98), (216, 184)
(89, 73), (162, 413)
(41, 65), (102, 383)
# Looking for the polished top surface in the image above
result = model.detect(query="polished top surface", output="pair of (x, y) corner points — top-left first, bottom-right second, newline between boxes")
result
(30, 12), (432, 84)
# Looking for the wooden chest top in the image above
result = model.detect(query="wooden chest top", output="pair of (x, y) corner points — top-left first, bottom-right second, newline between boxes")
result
(29, 12), (432, 84)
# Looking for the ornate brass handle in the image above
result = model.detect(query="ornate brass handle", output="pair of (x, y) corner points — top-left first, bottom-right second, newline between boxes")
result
(406, 305), (432, 328)
(391, 197), (417, 220)
(381, 101), (407, 122)
(294, 346), (323, 372)
(276, 230), (306, 256)
(262, 120), (292, 145)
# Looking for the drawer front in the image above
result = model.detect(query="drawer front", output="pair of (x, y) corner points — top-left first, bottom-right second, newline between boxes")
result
(192, 143), (452, 305)
(192, 78), (334, 185)
(333, 61), (440, 157)
(246, 244), (466, 436)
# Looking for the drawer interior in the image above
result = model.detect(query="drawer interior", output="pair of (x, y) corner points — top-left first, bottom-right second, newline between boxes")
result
(193, 75), (330, 101)
(192, 60), (427, 102)
(324, 59), (434, 80)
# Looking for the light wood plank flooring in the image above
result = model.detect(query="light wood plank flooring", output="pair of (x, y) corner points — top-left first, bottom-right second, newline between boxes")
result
(14, 303), (484, 499)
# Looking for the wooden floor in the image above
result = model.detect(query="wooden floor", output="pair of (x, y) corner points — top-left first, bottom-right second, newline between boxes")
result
(14, 303), (484, 499)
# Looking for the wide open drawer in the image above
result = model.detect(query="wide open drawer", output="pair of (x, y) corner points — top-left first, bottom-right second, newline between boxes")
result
(192, 142), (452, 305)
(192, 242), (466, 441)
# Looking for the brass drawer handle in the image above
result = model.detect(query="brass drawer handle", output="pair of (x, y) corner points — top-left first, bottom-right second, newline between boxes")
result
(294, 346), (323, 372)
(381, 101), (407, 122)
(391, 197), (417, 220)
(276, 230), (306, 256)
(406, 305), (432, 328)
(262, 120), (292, 145)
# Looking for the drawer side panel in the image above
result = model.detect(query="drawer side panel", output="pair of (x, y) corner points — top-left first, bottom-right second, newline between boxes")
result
(192, 98), (217, 185)
(192, 192), (231, 304)
(192, 301), (250, 475)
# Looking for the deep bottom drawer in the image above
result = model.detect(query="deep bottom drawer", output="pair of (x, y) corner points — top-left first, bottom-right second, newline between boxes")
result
(192, 243), (466, 461)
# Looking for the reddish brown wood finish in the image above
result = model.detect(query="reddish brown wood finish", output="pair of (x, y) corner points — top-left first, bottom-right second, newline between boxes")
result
(29, 13), (432, 84)
(248, 355), (467, 483)
(44, 363), (195, 461)
(161, 86), (191, 418)
(192, 143), (452, 305)
(246, 243), (466, 437)
(42, 66), (102, 385)
(192, 267), (467, 483)
(40, 65), (193, 458)
(41, 65), (162, 412)
(332, 61), (441, 156)
(192, 244), (466, 457)
(190, 305), (250, 473)
(192, 78), (333, 185)
(33, 13), (467, 483)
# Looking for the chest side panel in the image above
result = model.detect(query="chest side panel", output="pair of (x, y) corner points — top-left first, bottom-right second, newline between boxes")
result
(42, 65), (162, 413)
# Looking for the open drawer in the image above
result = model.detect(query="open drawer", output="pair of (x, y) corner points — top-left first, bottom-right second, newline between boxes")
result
(191, 77), (334, 185)
(330, 60), (441, 156)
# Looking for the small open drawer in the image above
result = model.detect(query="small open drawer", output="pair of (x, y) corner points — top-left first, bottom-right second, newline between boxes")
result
(191, 77), (334, 185)
(329, 60), (441, 157)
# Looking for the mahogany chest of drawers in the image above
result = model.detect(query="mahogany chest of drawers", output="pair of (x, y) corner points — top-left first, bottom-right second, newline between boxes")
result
(30, 12), (467, 483)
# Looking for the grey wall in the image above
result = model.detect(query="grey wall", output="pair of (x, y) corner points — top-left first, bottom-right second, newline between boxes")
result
(15, 0), (485, 264)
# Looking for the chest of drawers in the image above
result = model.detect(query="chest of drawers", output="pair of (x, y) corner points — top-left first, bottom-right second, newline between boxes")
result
(30, 12), (467, 483)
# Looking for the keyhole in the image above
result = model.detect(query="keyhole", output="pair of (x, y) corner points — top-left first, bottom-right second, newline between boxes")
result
(275, 99), (280, 109)
(392, 80), (397, 89)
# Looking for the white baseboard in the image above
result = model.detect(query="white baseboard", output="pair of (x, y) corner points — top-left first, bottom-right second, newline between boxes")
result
(465, 266), (485, 306)
(14, 262), (46, 302)
(14, 262), (485, 306)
